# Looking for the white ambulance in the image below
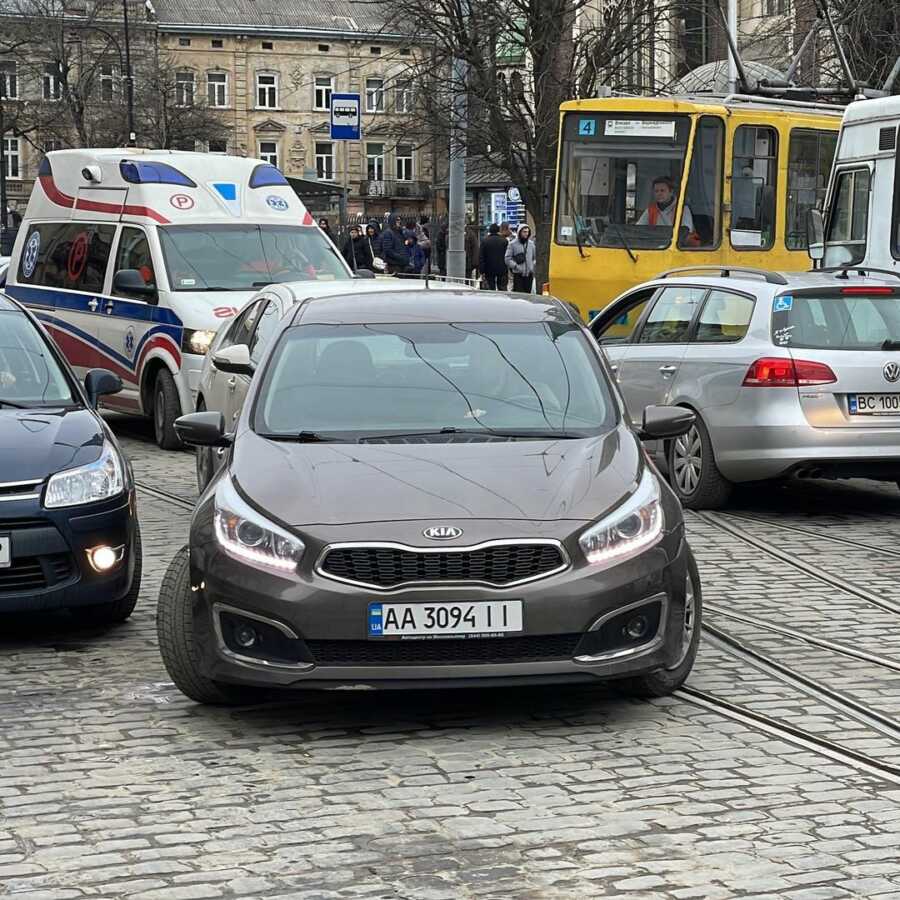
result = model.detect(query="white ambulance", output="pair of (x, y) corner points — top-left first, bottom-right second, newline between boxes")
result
(5, 149), (353, 448)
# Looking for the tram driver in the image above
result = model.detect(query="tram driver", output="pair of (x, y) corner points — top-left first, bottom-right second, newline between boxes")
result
(637, 176), (700, 247)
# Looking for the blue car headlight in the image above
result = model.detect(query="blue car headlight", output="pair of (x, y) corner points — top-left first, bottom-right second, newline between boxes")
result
(214, 475), (305, 575)
(578, 468), (664, 569)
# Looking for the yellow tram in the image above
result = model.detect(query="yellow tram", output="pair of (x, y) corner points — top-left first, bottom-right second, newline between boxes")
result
(549, 95), (842, 322)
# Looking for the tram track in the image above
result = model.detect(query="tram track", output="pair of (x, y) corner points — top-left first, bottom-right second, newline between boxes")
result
(134, 480), (196, 512)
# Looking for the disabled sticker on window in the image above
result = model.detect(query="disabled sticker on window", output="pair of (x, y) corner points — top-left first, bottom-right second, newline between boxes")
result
(773, 295), (793, 312)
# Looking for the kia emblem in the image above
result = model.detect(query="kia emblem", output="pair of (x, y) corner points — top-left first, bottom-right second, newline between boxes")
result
(423, 526), (464, 540)
(884, 362), (900, 383)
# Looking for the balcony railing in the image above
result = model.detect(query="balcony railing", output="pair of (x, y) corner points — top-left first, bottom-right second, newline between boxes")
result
(359, 180), (431, 200)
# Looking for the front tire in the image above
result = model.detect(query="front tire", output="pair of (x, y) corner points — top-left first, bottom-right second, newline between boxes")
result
(77, 524), (143, 625)
(618, 550), (701, 698)
(153, 369), (183, 451)
(156, 547), (262, 705)
(666, 413), (732, 510)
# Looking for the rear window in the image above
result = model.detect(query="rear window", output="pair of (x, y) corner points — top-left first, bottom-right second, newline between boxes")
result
(771, 293), (900, 350)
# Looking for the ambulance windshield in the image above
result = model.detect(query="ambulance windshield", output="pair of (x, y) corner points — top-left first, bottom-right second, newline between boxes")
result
(158, 224), (349, 291)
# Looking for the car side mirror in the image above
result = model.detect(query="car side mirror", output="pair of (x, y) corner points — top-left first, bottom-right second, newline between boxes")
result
(806, 208), (825, 263)
(113, 268), (157, 301)
(354, 268), (376, 279)
(211, 343), (253, 377)
(83, 368), (122, 408)
(637, 405), (695, 440)
(174, 411), (232, 447)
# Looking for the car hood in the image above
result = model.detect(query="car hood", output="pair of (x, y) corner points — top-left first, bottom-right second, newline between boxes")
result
(231, 424), (641, 526)
(0, 407), (104, 483)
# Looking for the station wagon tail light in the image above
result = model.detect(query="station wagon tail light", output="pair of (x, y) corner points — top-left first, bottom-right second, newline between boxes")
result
(840, 286), (894, 295)
(742, 357), (837, 387)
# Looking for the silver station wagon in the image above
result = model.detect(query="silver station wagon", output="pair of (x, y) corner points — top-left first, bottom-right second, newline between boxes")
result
(591, 266), (900, 509)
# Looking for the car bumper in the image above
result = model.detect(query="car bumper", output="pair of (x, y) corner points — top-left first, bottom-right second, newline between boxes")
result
(187, 527), (693, 690)
(0, 492), (139, 613)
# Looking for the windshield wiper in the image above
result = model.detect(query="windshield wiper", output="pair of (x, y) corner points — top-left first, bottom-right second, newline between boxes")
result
(0, 398), (28, 408)
(252, 281), (274, 287)
(882, 340), (900, 351)
(358, 427), (586, 441)
(258, 431), (348, 443)
(608, 220), (638, 264)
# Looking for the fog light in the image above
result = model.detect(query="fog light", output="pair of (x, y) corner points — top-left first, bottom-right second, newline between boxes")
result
(624, 615), (648, 640)
(87, 544), (124, 572)
(233, 623), (258, 648)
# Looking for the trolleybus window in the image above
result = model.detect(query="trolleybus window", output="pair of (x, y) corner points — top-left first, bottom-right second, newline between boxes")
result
(678, 116), (724, 251)
(786, 129), (837, 251)
(823, 169), (871, 268)
(730, 126), (778, 251)
(555, 114), (690, 251)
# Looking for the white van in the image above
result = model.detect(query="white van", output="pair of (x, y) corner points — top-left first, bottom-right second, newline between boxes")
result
(5, 148), (353, 448)
(817, 96), (900, 274)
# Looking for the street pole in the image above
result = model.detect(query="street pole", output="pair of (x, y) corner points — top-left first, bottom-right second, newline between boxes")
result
(340, 142), (349, 235)
(0, 84), (7, 255)
(122, 0), (136, 144)
(446, 11), (469, 281)
(726, 0), (738, 93)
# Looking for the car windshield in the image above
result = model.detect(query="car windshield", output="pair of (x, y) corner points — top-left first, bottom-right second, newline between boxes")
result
(0, 309), (76, 406)
(771, 293), (900, 350)
(254, 321), (616, 439)
(158, 224), (349, 291)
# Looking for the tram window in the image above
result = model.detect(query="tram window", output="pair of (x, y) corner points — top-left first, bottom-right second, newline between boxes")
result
(730, 126), (778, 251)
(679, 116), (724, 250)
(786, 129), (838, 251)
(555, 113), (691, 251)
(823, 168), (871, 267)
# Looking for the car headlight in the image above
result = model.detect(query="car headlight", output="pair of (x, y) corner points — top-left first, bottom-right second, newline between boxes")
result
(214, 475), (305, 575)
(182, 328), (217, 355)
(45, 441), (125, 508)
(578, 467), (664, 570)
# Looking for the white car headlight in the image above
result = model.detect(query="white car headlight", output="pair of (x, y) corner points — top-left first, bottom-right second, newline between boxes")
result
(183, 328), (217, 355)
(578, 468), (664, 570)
(45, 441), (124, 508)
(214, 475), (305, 575)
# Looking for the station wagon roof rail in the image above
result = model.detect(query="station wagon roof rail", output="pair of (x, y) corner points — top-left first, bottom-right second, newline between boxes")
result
(655, 266), (790, 285)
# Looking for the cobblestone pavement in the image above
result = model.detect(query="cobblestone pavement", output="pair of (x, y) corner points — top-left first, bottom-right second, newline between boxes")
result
(3, 416), (900, 899)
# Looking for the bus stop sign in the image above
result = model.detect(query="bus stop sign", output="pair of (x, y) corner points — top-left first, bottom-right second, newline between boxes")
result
(330, 93), (361, 140)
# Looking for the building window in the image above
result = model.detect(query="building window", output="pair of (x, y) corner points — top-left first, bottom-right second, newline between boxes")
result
(43, 139), (63, 154)
(2, 137), (20, 178)
(314, 75), (333, 111)
(211, 39), (223, 49)
(43, 63), (61, 101)
(400, 48), (411, 56)
(315, 142), (334, 181)
(262, 41), (274, 50)
(208, 139), (228, 154)
(175, 71), (194, 107)
(318, 44), (330, 52)
(365, 78), (384, 113)
(396, 144), (413, 181)
(257, 72), (278, 108)
(366, 143), (384, 181)
(179, 37), (191, 47)
(99, 63), (116, 102)
(370, 46), (381, 55)
(258, 141), (279, 168)
(207, 72), (228, 107)
(395, 82), (412, 114)
(0, 61), (18, 99)
(765, 0), (788, 13)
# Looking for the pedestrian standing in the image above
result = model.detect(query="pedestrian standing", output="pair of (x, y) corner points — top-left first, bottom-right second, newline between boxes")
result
(464, 222), (479, 282)
(499, 221), (512, 243)
(506, 224), (536, 293)
(342, 224), (374, 272)
(401, 227), (426, 275)
(318, 217), (337, 247)
(435, 221), (449, 276)
(416, 215), (432, 274)
(379, 216), (410, 275)
(365, 224), (384, 272)
(478, 223), (509, 291)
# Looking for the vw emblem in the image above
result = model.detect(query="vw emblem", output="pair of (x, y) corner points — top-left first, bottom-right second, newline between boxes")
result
(884, 362), (900, 383)
(423, 526), (464, 541)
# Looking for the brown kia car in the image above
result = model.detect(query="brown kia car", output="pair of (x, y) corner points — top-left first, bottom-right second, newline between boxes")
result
(157, 288), (700, 704)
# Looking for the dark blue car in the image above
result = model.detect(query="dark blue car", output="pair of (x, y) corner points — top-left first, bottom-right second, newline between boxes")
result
(0, 293), (141, 622)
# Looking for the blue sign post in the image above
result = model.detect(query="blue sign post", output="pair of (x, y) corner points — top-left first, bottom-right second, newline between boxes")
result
(330, 93), (361, 141)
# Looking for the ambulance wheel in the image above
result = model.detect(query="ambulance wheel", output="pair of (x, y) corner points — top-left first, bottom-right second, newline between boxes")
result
(153, 369), (183, 450)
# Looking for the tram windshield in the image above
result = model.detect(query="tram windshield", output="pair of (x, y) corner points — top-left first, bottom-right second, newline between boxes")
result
(555, 113), (692, 251)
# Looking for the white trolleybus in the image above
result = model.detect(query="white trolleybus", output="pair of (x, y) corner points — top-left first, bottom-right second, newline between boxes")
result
(6, 149), (353, 448)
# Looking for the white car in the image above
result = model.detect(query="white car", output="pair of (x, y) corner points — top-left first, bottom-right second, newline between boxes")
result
(0, 256), (10, 288)
(193, 278), (473, 489)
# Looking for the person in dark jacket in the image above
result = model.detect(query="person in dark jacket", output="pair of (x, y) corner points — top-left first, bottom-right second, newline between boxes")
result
(435, 222), (448, 275)
(342, 224), (374, 272)
(318, 217), (336, 246)
(464, 223), (479, 281)
(365, 224), (384, 271)
(478, 223), (509, 290)
(379, 216), (409, 275)
(401, 228), (426, 275)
